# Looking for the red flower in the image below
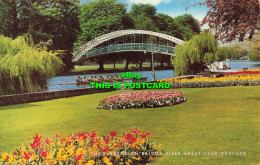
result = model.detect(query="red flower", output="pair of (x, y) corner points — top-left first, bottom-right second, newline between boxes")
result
(118, 143), (123, 147)
(68, 136), (74, 140)
(67, 141), (72, 145)
(88, 131), (97, 138)
(5, 155), (9, 161)
(131, 129), (141, 135)
(30, 134), (42, 149)
(39, 150), (49, 158)
(13, 151), (18, 156)
(34, 134), (42, 142)
(101, 147), (109, 153)
(140, 133), (148, 139)
(110, 130), (118, 137)
(24, 152), (32, 160)
(147, 132), (153, 135)
(60, 138), (66, 142)
(45, 139), (52, 145)
(30, 141), (41, 149)
(123, 133), (137, 144)
(56, 134), (61, 138)
(92, 139), (98, 145)
(74, 154), (84, 161)
(103, 136), (110, 143)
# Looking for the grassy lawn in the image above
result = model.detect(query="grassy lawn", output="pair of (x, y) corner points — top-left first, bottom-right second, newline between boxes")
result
(0, 86), (259, 164)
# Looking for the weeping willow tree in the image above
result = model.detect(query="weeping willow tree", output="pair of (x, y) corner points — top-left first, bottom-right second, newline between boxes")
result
(172, 30), (218, 76)
(0, 35), (63, 96)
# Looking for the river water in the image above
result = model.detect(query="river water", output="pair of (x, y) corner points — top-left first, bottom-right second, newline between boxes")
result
(47, 61), (260, 91)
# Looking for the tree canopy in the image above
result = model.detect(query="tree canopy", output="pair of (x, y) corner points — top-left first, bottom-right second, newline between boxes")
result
(0, 35), (62, 96)
(201, 0), (260, 42)
(0, 0), (80, 71)
(75, 0), (134, 48)
(173, 30), (218, 76)
(129, 4), (157, 20)
(249, 32), (260, 61)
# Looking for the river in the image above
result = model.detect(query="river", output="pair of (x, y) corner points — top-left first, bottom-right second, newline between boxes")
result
(47, 61), (260, 91)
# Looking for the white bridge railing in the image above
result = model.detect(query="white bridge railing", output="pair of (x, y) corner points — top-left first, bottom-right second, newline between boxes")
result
(76, 43), (175, 62)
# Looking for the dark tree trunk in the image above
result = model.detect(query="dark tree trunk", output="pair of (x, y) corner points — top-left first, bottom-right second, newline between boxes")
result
(160, 58), (164, 68)
(113, 61), (116, 70)
(168, 61), (171, 67)
(98, 60), (104, 71)
(125, 59), (129, 70)
(139, 59), (143, 69)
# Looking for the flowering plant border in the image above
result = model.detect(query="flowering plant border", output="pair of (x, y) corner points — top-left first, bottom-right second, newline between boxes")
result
(98, 91), (186, 110)
(0, 129), (161, 165)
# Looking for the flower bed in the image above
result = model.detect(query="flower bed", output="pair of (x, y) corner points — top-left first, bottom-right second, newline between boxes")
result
(0, 130), (161, 165)
(157, 71), (260, 88)
(224, 70), (260, 76)
(98, 91), (186, 110)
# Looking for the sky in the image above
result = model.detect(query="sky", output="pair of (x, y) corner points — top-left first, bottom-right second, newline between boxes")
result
(80, 0), (209, 21)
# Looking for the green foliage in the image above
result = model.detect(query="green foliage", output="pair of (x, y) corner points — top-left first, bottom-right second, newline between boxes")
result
(249, 49), (260, 61)
(156, 13), (181, 39)
(133, 15), (159, 31)
(173, 30), (218, 76)
(249, 32), (260, 61)
(130, 4), (157, 20)
(0, 0), (80, 72)
(0, 0), (18, 38)
(174, 14), (201, 40)
(0, 35), (63, 96)
(76, 0), (133, 49)
(216, 46), (238, 60)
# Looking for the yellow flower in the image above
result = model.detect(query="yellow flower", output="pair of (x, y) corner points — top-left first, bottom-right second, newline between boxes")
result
(149, 156), (154, 161)
(78, 139), (85, 146)
(8, 156), (16, 164)
(115, 155), (120, 160)
(126, 159), (132, 165)
(86, 160), (95, 165)
(2, 153), (9, 161)
(134, 156), (141, 161)
(76, 148), (85, 156)
(42, 159), (56, 165)
(103, 156), (111, 163)
(18, 158), (26, 164)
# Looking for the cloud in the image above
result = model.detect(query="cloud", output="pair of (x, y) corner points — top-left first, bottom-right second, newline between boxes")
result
(127, 0), (171, 5)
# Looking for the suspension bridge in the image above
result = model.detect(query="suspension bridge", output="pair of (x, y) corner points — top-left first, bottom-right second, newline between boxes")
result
(72, 30), (184, 64)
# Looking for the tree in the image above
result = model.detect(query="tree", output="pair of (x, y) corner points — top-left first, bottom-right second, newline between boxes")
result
(133, 15), (159, 32)
(0, 0), (80, 72)
(249, 32), (260, 61)
(216, 47), (238, 60)
(201, 0), (260, 42)
(0, 0), (19, 38)
(174, 14), (200, 40)
(37, 0), (81, 71)
(129, 4), (157, 20)
(0, 35), (62, 96)
(76, 0), (133, 48)
(173, 30), (218, 76)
